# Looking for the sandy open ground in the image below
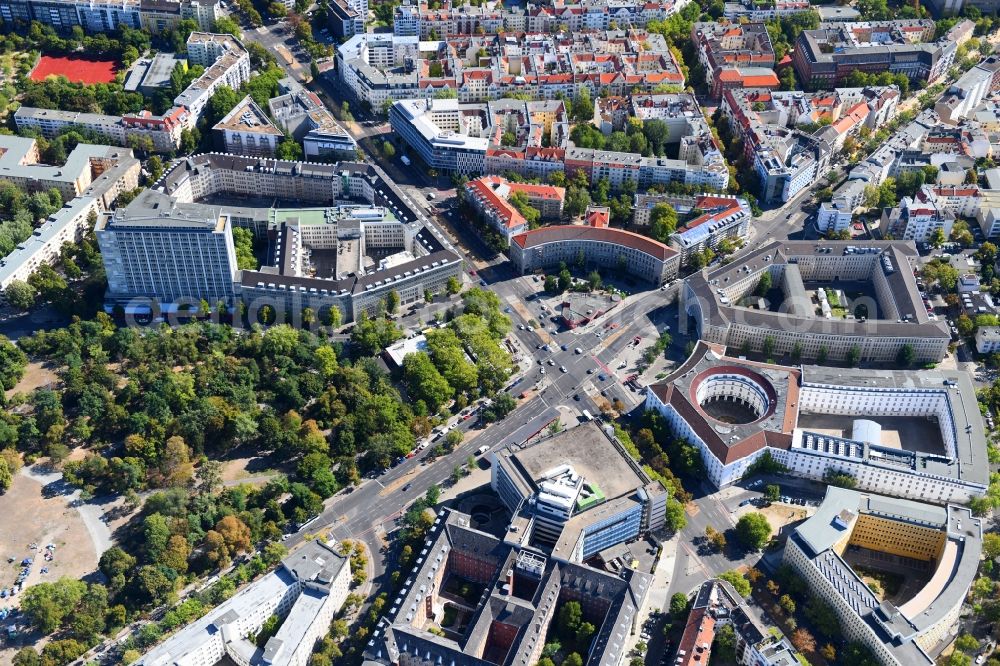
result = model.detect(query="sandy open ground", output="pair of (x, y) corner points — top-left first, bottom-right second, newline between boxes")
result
(4, 362), (57, 400)
(0, 471), (101, 665)
(0, 474), (99, 598)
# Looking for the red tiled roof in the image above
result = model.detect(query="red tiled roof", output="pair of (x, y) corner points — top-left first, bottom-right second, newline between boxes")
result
(677, 608), (715, 666)
(831, 101), (869, 134)
(645, 71), (684, 83)
(486, 148), (524, 159)
(525, 146), (565, 160)
(647, 342), (799, 465)
(933, 186), (980, 197)
(680, 196), (744, 232)
(743, 73), (780, 86)
(509, 182), (566, 201)
(586, 207), (610, 228)
(466, 176), (526, 230)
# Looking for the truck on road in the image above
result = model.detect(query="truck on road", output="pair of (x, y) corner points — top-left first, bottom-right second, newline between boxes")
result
(476, 445), (490, 456)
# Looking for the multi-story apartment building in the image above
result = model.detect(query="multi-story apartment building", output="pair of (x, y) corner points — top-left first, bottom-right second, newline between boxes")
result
(645, 341), (989, 502)
(669, 195), (751, 266)
(136, 540), (351, 666)
(391, 94), (728, 190)
(784, 487), (981, 666)
(389, 98), (490, 173)
(684, 240), (953, 363)
(175, 31), (251, 118)
(509, 215), (680, 286)
(925, 0), (1000, 17)
(632, 193), (751, 265)
(564, 145), (730, 192)
(822, 109), (939, 217)
(328, 0), (365, 37)
(99, 154), (463, 322)
(491, 422), (667, 562)
(880, 195), (956, 243)
(691, 22), (777, 97)
(816, 200), (854, 234)
(337, 33), (422, 108)
(463, 175), (565, 243)
(723, 0), (811, 21)
(212, 95), (282, 158)
(14, 106), (190, 153)
(677, 579), (801, 666)
(793, 20), (955, 87)
(722, 86), (900, 203)
(338, 30), (684, 108)
(936, 56), (1000, 123)
(914, 184), (984, 217)
(15, 32), (248, 153)
(977, 326), (1000, 353)
(754, 128), (830, 204)
(0, 137), (140, 297)
(393, 1), (419, 36)
(389, 0), (679, 39)
(0, 0), (219, 33)
(268, 78), (357, 159)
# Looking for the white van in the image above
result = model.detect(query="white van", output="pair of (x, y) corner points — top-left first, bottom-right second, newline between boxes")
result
(476, 445), (490, 456)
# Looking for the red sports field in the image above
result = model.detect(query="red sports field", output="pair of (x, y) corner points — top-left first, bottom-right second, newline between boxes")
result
(30, 55), (119, 84)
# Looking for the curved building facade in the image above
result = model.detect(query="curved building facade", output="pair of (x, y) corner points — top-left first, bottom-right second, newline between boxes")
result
(784, 486), (981, 665)
(509, 225), (679, 286)
(644, 341), (989, 503)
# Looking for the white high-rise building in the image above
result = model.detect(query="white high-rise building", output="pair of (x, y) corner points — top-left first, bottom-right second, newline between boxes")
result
(96, 202), (240, 307)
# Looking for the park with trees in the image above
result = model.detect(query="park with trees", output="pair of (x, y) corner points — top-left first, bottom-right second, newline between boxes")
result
(0, 275), (520, 662)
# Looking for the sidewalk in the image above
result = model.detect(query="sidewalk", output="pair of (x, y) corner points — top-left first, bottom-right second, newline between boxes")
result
(622, 530), (679, 660)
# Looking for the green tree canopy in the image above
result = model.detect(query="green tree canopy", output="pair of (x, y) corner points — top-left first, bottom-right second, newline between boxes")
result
(648, 203), (678, 243)
(0, 335), (27, 391)
(735, 513), (772, 550)
(718, 570), (751, 597)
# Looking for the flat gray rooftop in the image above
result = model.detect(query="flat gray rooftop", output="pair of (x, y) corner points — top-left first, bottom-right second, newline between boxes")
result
(796, 413), (945, 455)
(801, 365), (989, 486)
(687, 239), (950, 340)
(508, 422), (644, 500)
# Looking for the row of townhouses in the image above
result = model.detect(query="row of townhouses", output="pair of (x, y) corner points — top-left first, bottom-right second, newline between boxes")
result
(390, 95), (729, 191)
(336, 29), (684, 108)
(0, 0), (219, 33)
(391, 0), (686, 39)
